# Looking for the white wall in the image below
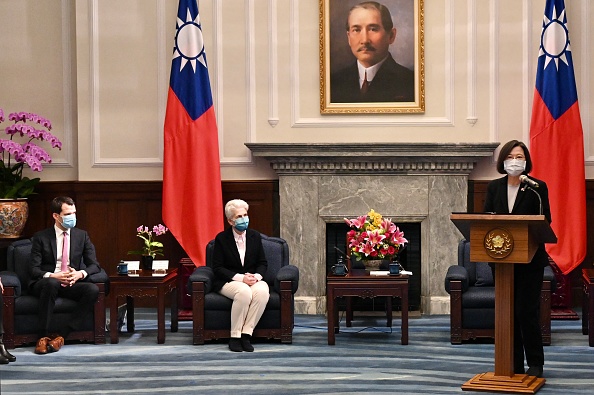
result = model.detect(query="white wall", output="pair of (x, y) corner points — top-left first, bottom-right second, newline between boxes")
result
(0, 0), (592, 182)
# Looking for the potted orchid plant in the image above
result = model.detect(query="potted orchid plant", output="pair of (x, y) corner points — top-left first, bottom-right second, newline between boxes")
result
(0, 108), (62, 238)
(128, 224), (169, 270)
(0, 109), (62, 198)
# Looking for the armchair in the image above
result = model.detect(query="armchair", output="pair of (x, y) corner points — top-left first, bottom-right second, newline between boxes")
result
(444, 239), (555, 345)
(188, 234), (299, 345)
(1, 239), (108, 349)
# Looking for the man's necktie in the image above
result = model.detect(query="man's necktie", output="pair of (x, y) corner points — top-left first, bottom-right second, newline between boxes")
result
(361, 71), (369, 95)
(61, 232), (69, 272)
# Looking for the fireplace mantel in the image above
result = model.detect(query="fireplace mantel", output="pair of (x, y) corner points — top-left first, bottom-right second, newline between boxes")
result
(247, 143), (499, 315)
(246, 143), (498, 175)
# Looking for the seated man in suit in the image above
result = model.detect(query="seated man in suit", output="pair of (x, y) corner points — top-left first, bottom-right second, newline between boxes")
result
(29, 196), (101, 354)
(212, 199), (270, 352)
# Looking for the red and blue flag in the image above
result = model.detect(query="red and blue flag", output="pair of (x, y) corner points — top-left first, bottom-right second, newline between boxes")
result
(163, 0), (223, 266)
(530, 0), (586, 275)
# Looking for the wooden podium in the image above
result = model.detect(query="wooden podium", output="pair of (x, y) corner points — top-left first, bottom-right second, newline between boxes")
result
(450, 213), (556, 394)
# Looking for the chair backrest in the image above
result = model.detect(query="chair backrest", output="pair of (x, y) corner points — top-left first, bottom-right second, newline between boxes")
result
(7, 239), (33, 295)
(457, 239), (493, 287)
(205, 233), (290, 285)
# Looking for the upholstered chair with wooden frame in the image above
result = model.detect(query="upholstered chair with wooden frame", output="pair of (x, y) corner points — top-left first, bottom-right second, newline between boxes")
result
(1, 239), (108, 349)
(444, 239), (555, 345)
(188, 234), (299, 345)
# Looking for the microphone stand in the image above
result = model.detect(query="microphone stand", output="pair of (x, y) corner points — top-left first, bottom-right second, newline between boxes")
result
(522, 184), (543, 216)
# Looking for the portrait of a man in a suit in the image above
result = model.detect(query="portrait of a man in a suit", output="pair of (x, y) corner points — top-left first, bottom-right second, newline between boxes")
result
(330, 1), (415, 103)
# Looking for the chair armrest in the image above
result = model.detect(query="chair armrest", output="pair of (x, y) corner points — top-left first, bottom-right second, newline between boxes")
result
(444, 265), (469, 294)
(274, 265), (299, 294)
(86, 269), (109, 283)
(85, 268), (110, 296)
(0, 271), (21, 297)
(543, 265), (556, 293)
(188, 266), (214, 294)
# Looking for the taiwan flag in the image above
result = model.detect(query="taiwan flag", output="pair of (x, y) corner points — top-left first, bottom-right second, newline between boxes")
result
(529, 0), (586, 275)
(163, 0), (224, 266)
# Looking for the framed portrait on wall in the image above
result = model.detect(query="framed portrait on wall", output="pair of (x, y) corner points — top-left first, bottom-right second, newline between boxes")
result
(320, 0), (424, 114)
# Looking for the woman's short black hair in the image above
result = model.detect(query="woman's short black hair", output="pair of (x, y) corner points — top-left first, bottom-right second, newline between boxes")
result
(495, 140), (532, 174)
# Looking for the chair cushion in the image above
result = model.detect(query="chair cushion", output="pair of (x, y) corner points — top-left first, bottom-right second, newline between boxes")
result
(260, 235), (289, 285)
(461, 286), (495, 308)
(474, 262), (494, 286)
(462, 308), (495, 329)
(458, 239), (477, 284)
(14, 295), (94, 315)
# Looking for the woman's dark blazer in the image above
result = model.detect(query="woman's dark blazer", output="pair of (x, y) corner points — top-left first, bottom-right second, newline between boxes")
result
(211, 227), (268, 292)
(484, 175), (552, 269)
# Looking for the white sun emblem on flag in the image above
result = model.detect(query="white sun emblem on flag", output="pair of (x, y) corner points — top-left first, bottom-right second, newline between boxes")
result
(172, 8), (207, 73)
(539, 5), (571, 71)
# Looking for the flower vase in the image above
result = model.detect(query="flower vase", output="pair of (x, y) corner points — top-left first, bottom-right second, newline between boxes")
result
(0, 199), (29, 239)
(362, 259), (384, 273)
(141, 255), (154, 271)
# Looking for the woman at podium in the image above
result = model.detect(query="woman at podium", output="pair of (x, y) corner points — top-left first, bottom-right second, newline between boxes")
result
(484, 140), (551, 378)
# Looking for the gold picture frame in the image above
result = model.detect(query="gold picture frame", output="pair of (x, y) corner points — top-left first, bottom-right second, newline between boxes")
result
(320, 0), (424, 114)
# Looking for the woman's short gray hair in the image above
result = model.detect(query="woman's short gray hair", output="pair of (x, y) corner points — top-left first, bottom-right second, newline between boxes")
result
(224, 199), (249, 220)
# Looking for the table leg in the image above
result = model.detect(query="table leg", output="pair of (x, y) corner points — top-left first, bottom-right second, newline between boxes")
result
(157, 287), (165, 344)
(346, 296), (353, 327)
(327, 287), (335, 345)
(110, 294), (119, 344)
(126, 296), (135, 332)
(171, 288), (178, 333)
(386, 297), (393, 327)
(589, 283), (594, 347)
(583, 279), (589, 336)
(401, 289), (408, 345)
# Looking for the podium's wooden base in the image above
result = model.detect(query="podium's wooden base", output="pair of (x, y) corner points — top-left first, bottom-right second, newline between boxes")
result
(462, 372), (545, 394)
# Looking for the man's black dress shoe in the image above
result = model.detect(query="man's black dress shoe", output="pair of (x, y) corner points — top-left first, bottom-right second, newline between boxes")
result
(229, 338), (243, 352)
(241, 334), (254, 352)
(526, 366), (543, 378)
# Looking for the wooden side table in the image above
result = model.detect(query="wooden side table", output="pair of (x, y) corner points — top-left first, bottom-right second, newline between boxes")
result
(326, 270), (408, 345)
(109, 268), (178, 344)
(582, 268), (594, 346)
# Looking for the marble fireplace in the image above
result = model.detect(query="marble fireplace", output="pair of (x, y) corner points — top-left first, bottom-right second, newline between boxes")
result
(246, 143), (498, 315)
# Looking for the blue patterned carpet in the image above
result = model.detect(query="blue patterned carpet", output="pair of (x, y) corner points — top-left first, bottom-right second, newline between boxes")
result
(0, 310), (592, 394)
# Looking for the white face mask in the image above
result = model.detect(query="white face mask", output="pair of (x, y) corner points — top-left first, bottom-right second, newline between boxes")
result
(503, 159), (526, 177)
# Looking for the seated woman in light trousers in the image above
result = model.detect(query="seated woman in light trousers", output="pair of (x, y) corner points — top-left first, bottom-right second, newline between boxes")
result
(211, 199), (270, 352)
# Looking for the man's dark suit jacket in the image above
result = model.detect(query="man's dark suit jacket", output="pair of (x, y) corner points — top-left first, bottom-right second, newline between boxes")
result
(29, 227), (102, 288)
(211, 227), (268, 292)
(484, 175), (551, 268)
(330, 54), (415, 103)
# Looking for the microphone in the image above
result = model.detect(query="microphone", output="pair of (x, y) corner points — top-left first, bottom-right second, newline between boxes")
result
(519, 175), (544, 215)
(519, 175), (539, 189)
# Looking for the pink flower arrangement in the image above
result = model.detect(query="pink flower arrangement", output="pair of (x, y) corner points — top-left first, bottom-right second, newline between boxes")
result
(345, 209), (407, 261)
(0, 108), (62, 198)
(127, 224), (169, 258)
